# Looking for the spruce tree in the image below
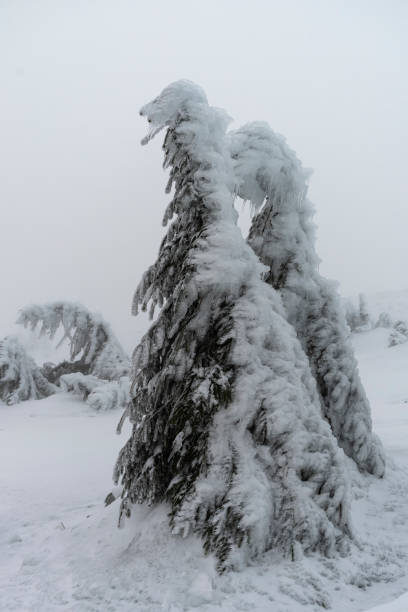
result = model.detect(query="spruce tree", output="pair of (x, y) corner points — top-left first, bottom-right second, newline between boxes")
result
(229, 121), (385, 477)
(358, 293), (371, 330)
(114, 81), (351, 570)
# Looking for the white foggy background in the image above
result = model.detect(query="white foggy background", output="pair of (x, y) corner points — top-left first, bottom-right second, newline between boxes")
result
(1, 0), (407, 353)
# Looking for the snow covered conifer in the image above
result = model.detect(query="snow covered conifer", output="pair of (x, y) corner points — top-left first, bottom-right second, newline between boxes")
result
(358, 293), (371, 331)
(114, 81), (351, 570)
(17, 301), (130, 383)
(345, 300), (361, 332)
(388, 320), (408, 347)
(229, 122), (385, 477)
(0, 336), (56, 404)
(345, 295), (371, 332)
(375, 311), (393, 329)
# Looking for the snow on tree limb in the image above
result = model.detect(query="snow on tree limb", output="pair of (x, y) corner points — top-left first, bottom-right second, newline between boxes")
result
(139, 80), (208, 146)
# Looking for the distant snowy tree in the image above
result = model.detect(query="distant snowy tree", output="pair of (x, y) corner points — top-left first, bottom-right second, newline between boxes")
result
(375, 311), (393, 329)
(357, 293), (371, 331)
(388, 320), (408, 347)
(345, 295), (372, 332)
(229, 122), (385, 477)
(345, 300), (360, 332)
(113, 81), (351, 570)
(17, 302), (130, 383)
(0, 336), (56, 405)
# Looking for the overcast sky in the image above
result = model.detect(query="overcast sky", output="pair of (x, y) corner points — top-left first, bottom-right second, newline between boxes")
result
(1, 0), (407, 351)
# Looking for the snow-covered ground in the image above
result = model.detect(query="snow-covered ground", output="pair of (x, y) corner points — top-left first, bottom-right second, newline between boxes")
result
(2, 326), (408, 611)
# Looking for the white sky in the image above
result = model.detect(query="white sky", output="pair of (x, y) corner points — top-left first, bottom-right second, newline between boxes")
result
(1, 0), (407, 351)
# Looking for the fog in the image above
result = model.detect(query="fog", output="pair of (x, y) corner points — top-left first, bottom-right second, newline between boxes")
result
(1, 0), (407, 350)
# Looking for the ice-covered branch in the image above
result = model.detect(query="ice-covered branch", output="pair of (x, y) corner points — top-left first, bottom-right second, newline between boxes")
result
(17, 301), (130, 382)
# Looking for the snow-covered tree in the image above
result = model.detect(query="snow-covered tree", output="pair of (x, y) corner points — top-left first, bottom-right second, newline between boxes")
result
(388, 320), (408, 347)
(17, 301), (130, 383)
(229, 121), (385, 477)
(375, 311), (393, 329)
(345, 300), (360, 332)
(357, 293), (371, 331)
(0, 336), (56, 405)
(114, 81), (351, 570)
(345, 295), (372, 332)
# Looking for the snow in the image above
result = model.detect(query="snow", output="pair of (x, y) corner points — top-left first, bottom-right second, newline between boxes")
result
(368, 592), (408, 612)
(2, 326), (408, 610)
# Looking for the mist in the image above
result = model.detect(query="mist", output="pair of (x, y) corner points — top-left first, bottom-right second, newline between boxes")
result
(1, 0), (407, 350)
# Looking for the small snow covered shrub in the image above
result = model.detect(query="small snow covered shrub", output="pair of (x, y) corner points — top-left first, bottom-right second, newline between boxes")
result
(388, 320), (408, 347)
(0, 336), (56, 405)
(114, 81), (351, 571)
(375, 311), (393, 329)
(230, 122), (384, 477)
(59, 372), (102, 398)
(60, 372), (130, 411)
(88, 378), (130, 411)
(17, 301), (130, 383)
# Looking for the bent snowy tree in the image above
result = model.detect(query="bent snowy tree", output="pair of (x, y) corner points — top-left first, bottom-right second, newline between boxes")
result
(17, 301), (130, 383)
(229, 122), (385, 477)
(0, 336), (56, 405)
(114, 81), (351, 570)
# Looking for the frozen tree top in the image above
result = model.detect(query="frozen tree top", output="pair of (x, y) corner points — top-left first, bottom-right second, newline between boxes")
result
(139, 80), (229, 146)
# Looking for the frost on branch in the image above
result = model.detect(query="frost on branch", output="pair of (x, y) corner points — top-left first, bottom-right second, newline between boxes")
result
(60, 372), (130, 411)
(230, 122), (385, 477)
(0, 336), (56, 405)
(17, 301), (130, 383)
(114, 81), (351, 570)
